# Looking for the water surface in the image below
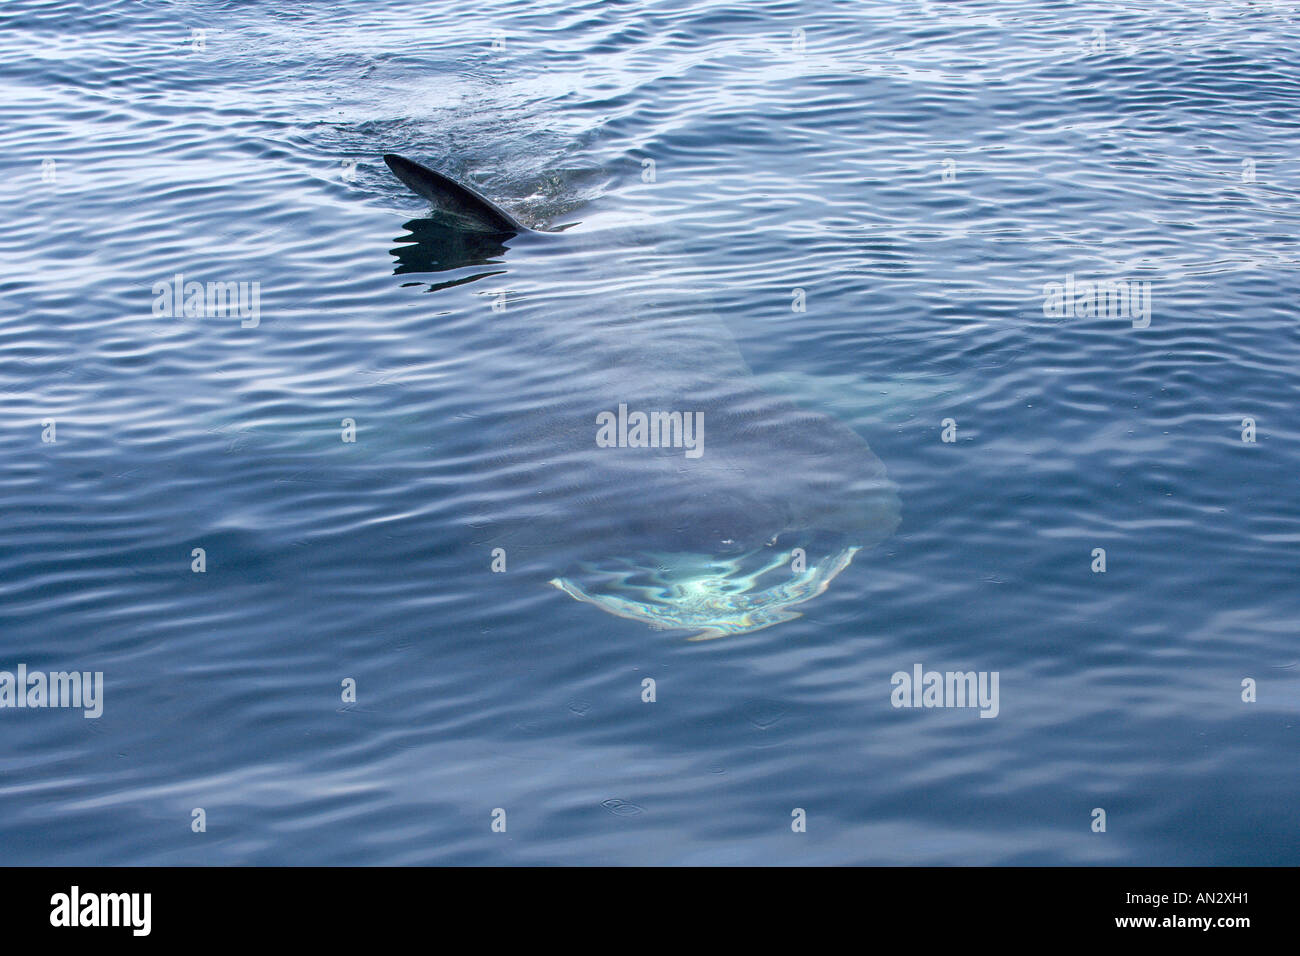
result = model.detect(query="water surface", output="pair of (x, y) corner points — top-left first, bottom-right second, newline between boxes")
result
(1, 0), (1298, 864)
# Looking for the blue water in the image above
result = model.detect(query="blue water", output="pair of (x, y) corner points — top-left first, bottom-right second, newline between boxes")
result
(2, 0), (1298, 865)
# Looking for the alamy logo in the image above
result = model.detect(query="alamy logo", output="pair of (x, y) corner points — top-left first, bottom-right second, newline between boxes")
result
(1042, 273), (1151, 328)
(0, 664), (103, 718)
(50, 886), (150, 936)
(152, 272), (261, 328)
(891, 663), (1000, 718)
(596, 403), (704, 459)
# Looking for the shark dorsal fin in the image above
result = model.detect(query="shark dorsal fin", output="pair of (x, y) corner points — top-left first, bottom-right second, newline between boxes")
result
(383, 153), (527, 233)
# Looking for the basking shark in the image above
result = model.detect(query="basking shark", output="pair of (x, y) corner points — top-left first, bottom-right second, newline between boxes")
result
(384, 153), (901, 639)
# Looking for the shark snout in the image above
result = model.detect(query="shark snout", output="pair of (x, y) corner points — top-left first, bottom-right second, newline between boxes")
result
(664, 493), (788, 556)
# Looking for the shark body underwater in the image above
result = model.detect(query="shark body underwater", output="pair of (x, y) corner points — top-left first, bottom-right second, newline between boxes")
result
(383, 153), (901, 640)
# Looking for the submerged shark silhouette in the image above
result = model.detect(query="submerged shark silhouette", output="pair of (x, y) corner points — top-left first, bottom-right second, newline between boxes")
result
(384, 153), (900, 639)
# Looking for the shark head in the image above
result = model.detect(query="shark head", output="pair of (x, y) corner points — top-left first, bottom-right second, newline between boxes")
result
(550, 544), (863, 641)
(538, 432), (900, 639)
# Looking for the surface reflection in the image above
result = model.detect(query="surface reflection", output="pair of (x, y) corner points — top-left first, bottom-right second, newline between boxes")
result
(389, 217), (515, 291)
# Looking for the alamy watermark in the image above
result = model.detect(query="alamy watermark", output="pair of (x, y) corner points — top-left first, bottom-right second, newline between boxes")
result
(595, 403), (704, 459)
(0, 664), (103, 718)
(891, 663), (999, 718)
(50, 886), (150, 936)
(152, 273), (260, 328)
(1042, 273), (1151, 328)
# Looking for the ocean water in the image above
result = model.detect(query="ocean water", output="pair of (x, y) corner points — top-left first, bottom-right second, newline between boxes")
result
(1, 0), (1298, 865)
